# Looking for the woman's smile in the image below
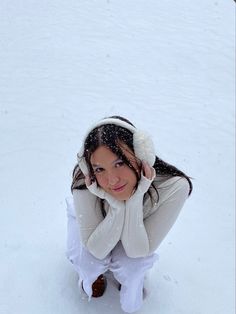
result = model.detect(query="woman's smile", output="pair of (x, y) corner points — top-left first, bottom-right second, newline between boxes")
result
(111, 183), (127, 192)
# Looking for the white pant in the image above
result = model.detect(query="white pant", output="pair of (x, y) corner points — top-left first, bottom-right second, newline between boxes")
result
(66, 197), (158, 313)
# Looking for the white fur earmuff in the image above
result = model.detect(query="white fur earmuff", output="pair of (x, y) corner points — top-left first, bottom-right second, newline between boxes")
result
(77, 118), (156, 175)
(133, 129), (156, 166)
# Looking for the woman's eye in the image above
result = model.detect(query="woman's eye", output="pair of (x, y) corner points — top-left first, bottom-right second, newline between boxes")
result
(94, 167), (104, 173)
(115, 161), (124, 167)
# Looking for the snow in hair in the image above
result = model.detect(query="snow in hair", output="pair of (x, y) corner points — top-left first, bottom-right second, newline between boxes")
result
(77, 118), (156, 175)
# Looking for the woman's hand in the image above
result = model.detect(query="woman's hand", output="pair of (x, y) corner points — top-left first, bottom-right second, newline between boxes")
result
(142, 160), (155, 180)
(128, 160), (156, 197)
(85, 175), (125, 209)
(85, 175), (92, 187)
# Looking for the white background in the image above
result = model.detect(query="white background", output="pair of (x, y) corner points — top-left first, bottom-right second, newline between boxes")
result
(0, 1), (235, 313)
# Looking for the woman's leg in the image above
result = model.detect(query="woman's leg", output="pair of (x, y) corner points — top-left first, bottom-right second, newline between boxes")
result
(110, 241), (158, 313)
(65, 197), (82, 274)
(65, 197), (111, 299)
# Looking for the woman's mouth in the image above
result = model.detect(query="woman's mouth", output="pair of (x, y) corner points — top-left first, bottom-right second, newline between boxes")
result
(112, 184), (126, 192)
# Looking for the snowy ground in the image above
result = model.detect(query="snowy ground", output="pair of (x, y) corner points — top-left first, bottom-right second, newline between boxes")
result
(0, 1), (235, 313)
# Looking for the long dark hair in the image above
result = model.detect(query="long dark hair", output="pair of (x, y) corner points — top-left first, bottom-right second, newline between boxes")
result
(71, 116), (193, 215)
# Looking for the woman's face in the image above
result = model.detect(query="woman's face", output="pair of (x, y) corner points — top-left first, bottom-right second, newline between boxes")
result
(90, 144), (139, 200)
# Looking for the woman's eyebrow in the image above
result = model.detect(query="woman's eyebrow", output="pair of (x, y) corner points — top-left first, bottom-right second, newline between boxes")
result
(112, 157), (122, 165)
(91, 163), (101, 167)
(91, 158), (122, 168)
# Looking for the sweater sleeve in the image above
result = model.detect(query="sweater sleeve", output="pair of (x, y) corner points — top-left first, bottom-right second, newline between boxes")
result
(121, 201), (149, 258)
(73, 189), (125, 260)
(144, 177), (190, 254)
(121, 176), (189, 258)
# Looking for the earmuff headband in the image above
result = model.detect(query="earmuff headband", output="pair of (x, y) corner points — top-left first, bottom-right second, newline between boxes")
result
(78, 118), (156, 175)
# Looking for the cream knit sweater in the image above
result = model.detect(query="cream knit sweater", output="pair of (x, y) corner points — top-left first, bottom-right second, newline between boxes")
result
(73, 175), (189, 260)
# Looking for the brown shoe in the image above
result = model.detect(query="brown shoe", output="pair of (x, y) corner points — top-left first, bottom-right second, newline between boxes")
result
(92, 274), (107, 297)
(82, 275), (107, 298)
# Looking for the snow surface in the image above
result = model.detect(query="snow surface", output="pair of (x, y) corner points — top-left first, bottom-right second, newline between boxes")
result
(0, 1), (235, 313)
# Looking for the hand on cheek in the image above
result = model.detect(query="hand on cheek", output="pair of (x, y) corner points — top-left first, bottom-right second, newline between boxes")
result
(85, 175), (92, 187)
(142, 160), (155, 180)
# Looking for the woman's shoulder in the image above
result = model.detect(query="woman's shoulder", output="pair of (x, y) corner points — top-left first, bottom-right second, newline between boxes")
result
(152, 175), (190, 204)
(143, 175), (190, 218)
(72, 187), (98, 205)
(153, 175), (190, 190)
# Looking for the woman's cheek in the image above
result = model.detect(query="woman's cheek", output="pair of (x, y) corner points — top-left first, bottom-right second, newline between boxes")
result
(96, 175), (107, 188)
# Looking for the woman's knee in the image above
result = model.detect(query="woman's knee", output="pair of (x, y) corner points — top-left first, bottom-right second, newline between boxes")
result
(111, 247), (157, 283)
(111, 256), (145, 283)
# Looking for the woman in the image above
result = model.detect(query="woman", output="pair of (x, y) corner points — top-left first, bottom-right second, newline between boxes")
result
(66, 116), (192, 313)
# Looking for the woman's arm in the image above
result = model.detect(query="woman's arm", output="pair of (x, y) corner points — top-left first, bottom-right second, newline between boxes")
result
(73, 189), (125, 260)
(121, 176), (189, 258)
(121, 165), (155, 258)
(144, 176), (190, 253)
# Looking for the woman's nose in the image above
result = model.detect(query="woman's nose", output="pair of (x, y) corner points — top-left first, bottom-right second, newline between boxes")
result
(107, 173), (119, 186)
